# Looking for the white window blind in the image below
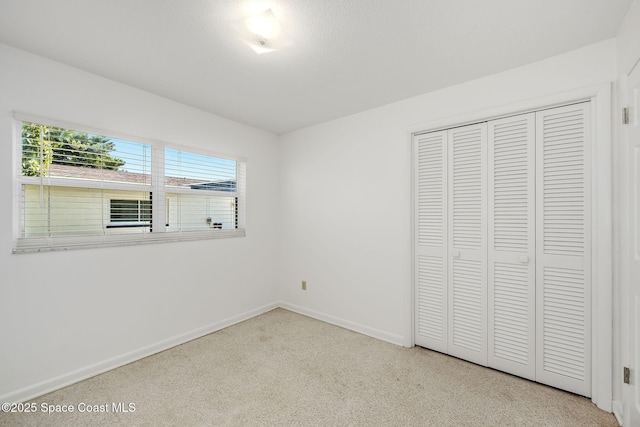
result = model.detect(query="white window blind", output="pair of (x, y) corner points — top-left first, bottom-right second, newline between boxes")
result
(165, 148), (240, 232)
(14, 117), (246, 253)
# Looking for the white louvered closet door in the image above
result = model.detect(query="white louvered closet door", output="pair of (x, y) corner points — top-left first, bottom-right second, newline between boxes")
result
(447, 123), (488, 366)
(414, 130), (448, 352)
(487, 114), (536, 380)
(535, 103), (591, 397)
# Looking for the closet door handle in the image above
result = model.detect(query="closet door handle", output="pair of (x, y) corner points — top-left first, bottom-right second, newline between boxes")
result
(452, 250), (460, 259)
(518, 255), (529, 264)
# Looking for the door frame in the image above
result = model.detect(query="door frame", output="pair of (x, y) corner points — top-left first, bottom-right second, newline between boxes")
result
(408, 83), (612, 412)
(618, 58), (640, 427)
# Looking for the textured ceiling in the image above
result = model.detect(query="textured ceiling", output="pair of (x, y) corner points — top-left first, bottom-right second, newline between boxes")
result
(0, 0), (633, 134)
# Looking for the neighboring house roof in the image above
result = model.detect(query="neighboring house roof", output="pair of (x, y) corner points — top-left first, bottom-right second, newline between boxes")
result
(48, 163), (152, 183)
(46, 164), (235, 191)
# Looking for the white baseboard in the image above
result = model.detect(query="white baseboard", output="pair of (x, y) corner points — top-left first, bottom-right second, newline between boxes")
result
(612, 400), (623, 426)
(279, 301), (405, 346)
(1, 301), (279, 404)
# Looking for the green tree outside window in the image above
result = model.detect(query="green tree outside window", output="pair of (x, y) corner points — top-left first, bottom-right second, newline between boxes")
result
(21, 122), (125, 176)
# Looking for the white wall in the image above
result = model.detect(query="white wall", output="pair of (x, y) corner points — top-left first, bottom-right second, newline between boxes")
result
(279, 39), (617, 347)
(0, 43), (281, 402)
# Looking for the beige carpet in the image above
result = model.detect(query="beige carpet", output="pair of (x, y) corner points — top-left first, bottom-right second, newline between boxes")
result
(0, 308), (618, 426)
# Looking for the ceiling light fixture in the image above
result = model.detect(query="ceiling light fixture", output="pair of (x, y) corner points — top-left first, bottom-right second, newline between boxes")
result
(231, 8), (292, 54)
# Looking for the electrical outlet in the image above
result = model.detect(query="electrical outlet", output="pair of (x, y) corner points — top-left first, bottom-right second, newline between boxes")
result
(301, 280), (307, 291)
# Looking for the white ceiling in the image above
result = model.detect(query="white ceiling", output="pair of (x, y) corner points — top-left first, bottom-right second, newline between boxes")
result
(0, 0), (633, 134)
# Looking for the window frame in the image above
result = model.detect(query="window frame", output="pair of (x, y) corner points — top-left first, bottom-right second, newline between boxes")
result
(12, 113), (246, 253)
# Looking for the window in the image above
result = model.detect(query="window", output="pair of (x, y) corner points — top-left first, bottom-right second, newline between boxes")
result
(109, 199), (152, 226)
(164, 148), (239, 232)
(14, 116), (246, 252)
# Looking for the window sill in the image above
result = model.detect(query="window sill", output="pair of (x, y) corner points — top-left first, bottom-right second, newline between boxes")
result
(13, 229), (246, 254)
(105, 222), (151, 229)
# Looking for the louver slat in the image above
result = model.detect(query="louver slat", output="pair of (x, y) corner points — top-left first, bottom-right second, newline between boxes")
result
(451, 127), (483, 249)
(414, 131), (447, 353)
(417, 133), (445, 246)
(492, 117), (531, 252)
(536, 103), (591, 397)
(542, 109), (585, 255)
(448, 123), (487, 366)
(488, 114), (536, 380)
(542, 267), (585, 380)
(493, 262), (531, 365)
(452, 259), (483, 352)
(417, 255), (446, 342)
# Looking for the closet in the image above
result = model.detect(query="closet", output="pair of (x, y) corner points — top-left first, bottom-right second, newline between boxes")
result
(414, 102), (591, 397)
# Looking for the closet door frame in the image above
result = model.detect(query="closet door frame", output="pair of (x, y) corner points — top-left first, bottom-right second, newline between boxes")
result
(410, 83), (612, 411)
